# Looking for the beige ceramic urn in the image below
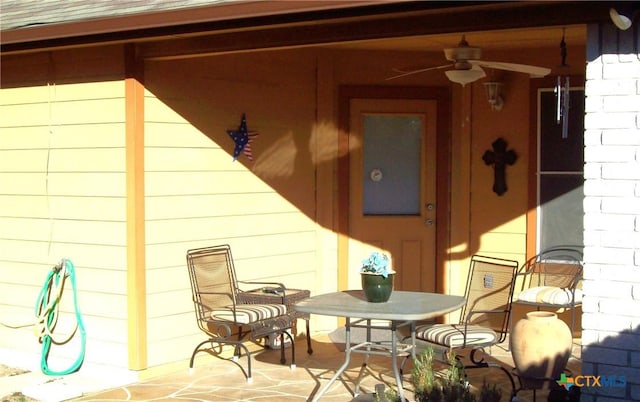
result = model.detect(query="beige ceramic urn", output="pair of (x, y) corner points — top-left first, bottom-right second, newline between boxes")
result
(510, 311), (572, 389)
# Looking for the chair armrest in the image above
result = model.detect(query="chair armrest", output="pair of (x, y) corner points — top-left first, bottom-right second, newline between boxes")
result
(238, 282), (287, 304)
(238, 280), (286, 293)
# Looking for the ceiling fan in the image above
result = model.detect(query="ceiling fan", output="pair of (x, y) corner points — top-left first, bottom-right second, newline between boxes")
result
(387, 35), (551, 85)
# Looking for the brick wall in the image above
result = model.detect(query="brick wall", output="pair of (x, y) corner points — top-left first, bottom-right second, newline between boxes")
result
(582, 23), (640, 401)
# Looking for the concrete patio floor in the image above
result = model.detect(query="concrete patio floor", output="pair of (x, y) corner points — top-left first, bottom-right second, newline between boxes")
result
(63, 332), (581, 402)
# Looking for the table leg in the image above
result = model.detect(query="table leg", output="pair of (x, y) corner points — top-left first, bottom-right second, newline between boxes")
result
(311, 318), (353, 402)
(390, 321), (406, 402)
(408, 321), (418, 364)
(354, 320), (372, 396)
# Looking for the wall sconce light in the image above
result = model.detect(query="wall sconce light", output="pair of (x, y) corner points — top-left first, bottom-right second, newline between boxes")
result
(610, 4), (639, 30)
(483, 81), (504, 111)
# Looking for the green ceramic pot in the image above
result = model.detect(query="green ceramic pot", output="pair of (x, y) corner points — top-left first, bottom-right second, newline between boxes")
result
(361, 272), (395, 302)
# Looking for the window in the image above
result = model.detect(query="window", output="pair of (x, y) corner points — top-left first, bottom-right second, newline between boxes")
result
(537, 87), (584, 252)
(362, 114), (423, 215)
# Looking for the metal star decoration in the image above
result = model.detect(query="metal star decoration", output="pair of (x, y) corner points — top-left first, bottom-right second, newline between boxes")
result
(227, 114), (258, 161)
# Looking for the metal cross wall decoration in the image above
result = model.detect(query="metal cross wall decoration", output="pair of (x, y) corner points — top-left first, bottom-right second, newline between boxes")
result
(482, 137), (517, 196)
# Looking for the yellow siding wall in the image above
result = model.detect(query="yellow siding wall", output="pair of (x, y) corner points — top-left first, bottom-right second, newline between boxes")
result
(0, 80), (130, 371)
(0, 40), (584, 376)
(142, 50), (321, 366)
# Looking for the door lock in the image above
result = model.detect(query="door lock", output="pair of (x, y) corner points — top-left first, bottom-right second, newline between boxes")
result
(425, 218), (434, 226)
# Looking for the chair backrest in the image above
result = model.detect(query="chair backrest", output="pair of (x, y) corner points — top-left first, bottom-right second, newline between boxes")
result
(460, 255), (519, 340)
(525, 245), (583, 289)
(186, 245), (239, 323)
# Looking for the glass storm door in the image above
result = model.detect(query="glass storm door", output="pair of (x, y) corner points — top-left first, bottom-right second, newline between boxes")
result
(348, 98), (437, 292)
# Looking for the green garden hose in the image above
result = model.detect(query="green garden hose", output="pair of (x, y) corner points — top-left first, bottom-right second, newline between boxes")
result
(34, 259), (86, 375)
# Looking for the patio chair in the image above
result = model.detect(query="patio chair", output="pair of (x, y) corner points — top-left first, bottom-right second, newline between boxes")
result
(186, 244), (295, 383)
(511, 245), (583, 337)
(404, 255), (519, 396)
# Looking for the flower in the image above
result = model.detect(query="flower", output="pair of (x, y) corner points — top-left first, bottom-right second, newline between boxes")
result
(361, 251), (391, 278)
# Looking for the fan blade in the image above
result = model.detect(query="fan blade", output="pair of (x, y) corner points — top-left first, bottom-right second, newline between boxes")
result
(386, 64), (450, 80)
(473, 60), (551, 78)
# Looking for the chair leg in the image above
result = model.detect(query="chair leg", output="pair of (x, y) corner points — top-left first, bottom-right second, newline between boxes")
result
(189, 339), (214, 370)
(189, 338), (254, 382)
(280, 332), (286, 364)
(467, 348), (517, 399)
(287, 329), (296, 369)
(235, 325), (246, 359)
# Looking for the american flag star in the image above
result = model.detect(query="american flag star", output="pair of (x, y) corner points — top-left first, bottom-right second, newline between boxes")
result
(227, 114), (258, 161)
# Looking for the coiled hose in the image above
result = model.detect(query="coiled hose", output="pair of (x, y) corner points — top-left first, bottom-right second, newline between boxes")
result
(34, 259), (86, 375)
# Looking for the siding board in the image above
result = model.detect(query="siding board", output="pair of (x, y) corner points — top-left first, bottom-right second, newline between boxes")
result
(48, 172), (126, 196)
(0, 195), (125, 220)
(0, 125), (125, 149)
(145, 171), (273, 196)
(48, 148), (125, 172)
(146, 289), (191, 318)
(146, 122), (213, 147)
(0, 172), (47, 194)
(146, 193), (297, 220)
(0, 126), (49, 149)
(146, 213), (312, 244)
(145, 147), (237, 172)
(0, 150), (48, 171)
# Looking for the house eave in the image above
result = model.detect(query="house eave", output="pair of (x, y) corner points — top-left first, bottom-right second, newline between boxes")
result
(0, 0), (436, 54)
(0, 1), (617, 57)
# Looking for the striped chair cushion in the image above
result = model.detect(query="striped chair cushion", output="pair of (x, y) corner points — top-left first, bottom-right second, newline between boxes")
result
(416, 324), (498, 348)
(211, 304), (287, 324)
(517, 286), (583, 305)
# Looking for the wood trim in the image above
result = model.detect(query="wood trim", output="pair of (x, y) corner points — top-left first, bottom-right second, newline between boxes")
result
(125, 44), (147, 370)
(337, 85), (451, 293)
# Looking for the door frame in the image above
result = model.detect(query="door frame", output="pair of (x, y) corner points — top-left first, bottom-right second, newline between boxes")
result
(337, 85), (451, 293)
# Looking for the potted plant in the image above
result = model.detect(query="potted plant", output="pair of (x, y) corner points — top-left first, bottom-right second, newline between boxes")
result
(360, 251), (395, 302)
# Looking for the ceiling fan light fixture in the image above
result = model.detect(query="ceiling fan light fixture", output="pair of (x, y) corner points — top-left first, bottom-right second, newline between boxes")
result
(445, 69), (485, 86)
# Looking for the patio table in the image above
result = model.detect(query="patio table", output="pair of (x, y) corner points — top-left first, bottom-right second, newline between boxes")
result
(294, 290), (465, 401)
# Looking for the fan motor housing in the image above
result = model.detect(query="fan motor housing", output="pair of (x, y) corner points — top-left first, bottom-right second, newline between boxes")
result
(444, 46), (481, 62)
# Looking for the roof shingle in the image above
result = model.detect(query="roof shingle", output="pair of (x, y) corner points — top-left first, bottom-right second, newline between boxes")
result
(0, 0), (227, 31)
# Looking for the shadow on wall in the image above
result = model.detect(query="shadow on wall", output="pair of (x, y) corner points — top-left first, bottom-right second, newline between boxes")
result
(579, 325), (638, 400)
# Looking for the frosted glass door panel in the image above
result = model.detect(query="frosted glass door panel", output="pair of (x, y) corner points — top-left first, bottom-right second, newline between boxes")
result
(362, 115), (422, 215)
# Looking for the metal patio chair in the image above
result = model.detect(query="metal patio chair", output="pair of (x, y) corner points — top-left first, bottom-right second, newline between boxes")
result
(405, 254), (519, 396)
(512, 245), (583, 337)
(186, 244), (295, 383)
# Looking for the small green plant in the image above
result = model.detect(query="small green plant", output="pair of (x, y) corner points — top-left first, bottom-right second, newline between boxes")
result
(373, 383), (402, 402)
(411, 345), (437, 395)
(410, 348), (475, 402)
(479, 380), (502, 402)
(381, 346), (505, 401)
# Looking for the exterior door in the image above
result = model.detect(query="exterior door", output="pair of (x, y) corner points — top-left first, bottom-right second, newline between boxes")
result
(348, 98), (437, 292)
